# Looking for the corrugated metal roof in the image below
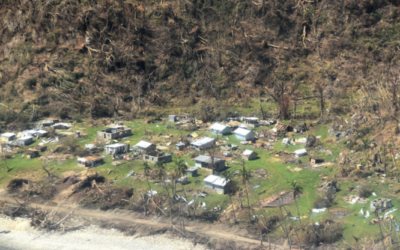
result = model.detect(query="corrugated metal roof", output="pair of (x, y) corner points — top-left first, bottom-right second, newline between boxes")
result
(1, 133), (15, 138)
(234, 128), (252, 136)
(203, 174), (229, 186)
(243, 150), (255, 156)
(210, 123), (229, 131)
(191, 137), (214, 146)
(194, 155), (223, 163)
(135, 140), (153, 148)
(105, 143), (128, 148)
(203, 174), (220, 183)
(294, 148), (307, 155)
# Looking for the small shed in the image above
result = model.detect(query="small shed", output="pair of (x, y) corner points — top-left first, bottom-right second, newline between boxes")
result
(17, 136), (33, 146)
(26, 150), (39, 159)
(143, 151), (172, 163)
(104, 143), (130, 155)
(185, 167), (198, 177)
(190, 137), (215, 150)
(203, 175), (230, 194)
(242, 150), (258, 160)
(77, 155), (104, 168)
(209, 123), (231, 135)
(35, 145), (47, 152)
(176, 141), (186, 151)
(169, 115), (177, 122)
(309, 157), (324, 165)
(1, 132), (16, 142)
(194, 155), (225, 171)
(134, 140), (156, 153)
(294, 148), (308, 158)
(233, 128), (255, 141)
(244, 117), (260, 127)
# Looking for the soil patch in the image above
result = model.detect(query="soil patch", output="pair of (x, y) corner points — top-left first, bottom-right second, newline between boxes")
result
(261, 191), (297, 207)
(329, 207), (351, 219)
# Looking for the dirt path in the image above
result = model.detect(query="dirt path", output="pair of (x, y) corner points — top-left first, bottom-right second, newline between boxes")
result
(0, 196), (288, 248)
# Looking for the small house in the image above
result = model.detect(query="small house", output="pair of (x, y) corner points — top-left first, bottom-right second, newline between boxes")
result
(35, 145), (47, 152)
(209, 123), (231, 135)
(203, 175), (230, 194)
(77, 155), (104, 168)
(26, 150), (39, 159)
(370, 198), (392, 212)
(169, 115), (177, 122)
(233, 128), (255, 141)
(143, 151), (172, 164)
(17, 136), (33, 146)
(242, 150), (258, 160)
(194, 155), (225, 171)
(22, 130), (48, 138)
(97, 126), (132, 140)
(176, 141), (186, 151)
(294, 148), (307, 158)
(310, 157), (324, 165)
(190, 137), (215, 151)
(275, 122), (293, 132)
(134, 140), (156, 153)
(244, 117), (260, 127)
(104, 143), (130, 155)
(1, 133), (16, 142)
(185, 167), (198, 177)
(51, 123), (73, 130)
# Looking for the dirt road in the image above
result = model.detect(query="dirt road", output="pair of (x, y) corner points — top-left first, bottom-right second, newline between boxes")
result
(0, 196), (285, 248)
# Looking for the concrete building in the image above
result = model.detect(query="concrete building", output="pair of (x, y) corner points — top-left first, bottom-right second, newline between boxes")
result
(185, 167), (198, 177)
(209, 123), (231, 135)
(370, 198), (392, 212)
(97, 126), (132, 140)
(191, 137), (215, 151)
(194, 155), (225, 171)
(242, 150), (258, 160)
(294, 148), (308, 158)
(203, 175), (230, 194)
(143, 151), (172, 164)
(233, 128), (255, 141)
(104, 143), (130, 155)
(1, 133), (16, 142)
(134, 140), (156, 153)
(17, 136), (33, 146)
(77, 155), (104, 168)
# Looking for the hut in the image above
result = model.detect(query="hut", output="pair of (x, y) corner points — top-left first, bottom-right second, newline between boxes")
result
(242, 150), (258, 160)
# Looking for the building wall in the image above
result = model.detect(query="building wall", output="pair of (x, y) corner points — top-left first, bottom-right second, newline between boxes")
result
(143, 154), (172, 163)
(97, 129), (132, 140)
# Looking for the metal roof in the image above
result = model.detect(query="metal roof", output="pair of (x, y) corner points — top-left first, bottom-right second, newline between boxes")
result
(135, 140), (153, 148)
(210, 123), (229, 131)
(105, 143), (128, 148)
(191, 137), (214, 146)
(234, 128), (252, 136)
(203, 174), (229, 187)
(18, 136), (33, 140)
(1, 133), (15, 138)
(243, 150), (255, 156)
(194, 155), (223, 163)
(245, 117), (259, 120)
(294, 148), (307, 155)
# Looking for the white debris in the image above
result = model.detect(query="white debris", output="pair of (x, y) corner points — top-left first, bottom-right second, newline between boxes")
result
(312, 208), (326, 213)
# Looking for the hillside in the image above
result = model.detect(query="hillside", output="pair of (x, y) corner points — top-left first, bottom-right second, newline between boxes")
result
(1, 0), (400, 122)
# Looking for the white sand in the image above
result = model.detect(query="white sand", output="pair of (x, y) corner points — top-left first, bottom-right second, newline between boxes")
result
(0, 216), (205, 250)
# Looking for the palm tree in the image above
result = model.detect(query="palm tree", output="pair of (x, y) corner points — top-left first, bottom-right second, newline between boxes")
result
(222, 171), (237, 224)
(239, 161), (253, 221)
(143, 162), (151, 176)
(155, 160), (166, 180)
(290, 181), (303, 223)
(174, 157), (187, 177)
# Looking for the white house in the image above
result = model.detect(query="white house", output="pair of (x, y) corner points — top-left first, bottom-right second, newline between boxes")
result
(209, 123), (231, 135)
(191, 137), (215, 150)
(203, 175), (230, 194)
(133, 140), (156, 153)
(104, 143), (130, 155)
(17, 136), (33, 146)
(233, 128), (255, 141)
(294, 148), (308, 157)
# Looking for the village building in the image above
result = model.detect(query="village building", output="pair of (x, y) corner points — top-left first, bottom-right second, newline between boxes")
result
(169, 115), (178, 122)
(194, 155), (225, 171)
(134, 141), (156, 153)
(203, 175), (230, 194)
(233, 128), (255, 141)
(143, 151), (172, 164)
(26, 150), (39, 159)
(1, 133), (16, 142)
(190, 137), (215, 150)
(209, 123), (231, 135)
(77, 155), (104, 168)
(370, 198), (392, 212)
(185, 167), (198, 177)
(22, 130), (48, 138)
(17, 136), (33, 146)
(294, 123), (307, 133)
(104, 143), (130, 155)
(244, 117), (260, 127)
(275, 122), (293, 132)
(51, 123), (73, 130)
(294, 148), (308, 157)
(242, 150), (258, 160)
(97, 126), (132, 140)
(41, 118), (59, 127)
(310, 157), (324, 165)
(175, 141), (186, 151)
(35, 145), (47, 152)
